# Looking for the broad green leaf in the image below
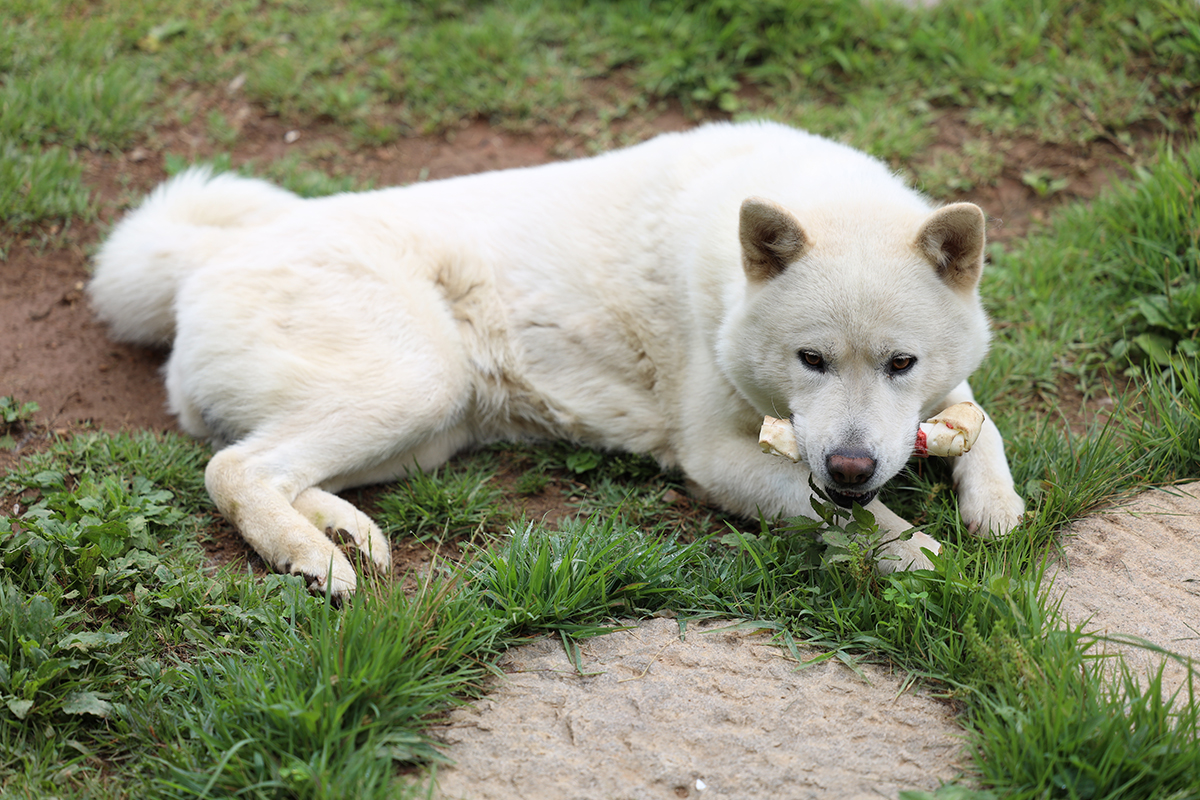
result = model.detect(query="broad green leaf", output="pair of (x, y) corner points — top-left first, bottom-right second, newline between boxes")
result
(58, 631), (130, 652)
(1133, 332), (1176, 365)
(6, 698), (34, 720)
(61, 691), (112, 718)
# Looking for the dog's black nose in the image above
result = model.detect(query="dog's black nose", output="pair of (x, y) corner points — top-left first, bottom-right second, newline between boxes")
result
(826, 451), (876, 486)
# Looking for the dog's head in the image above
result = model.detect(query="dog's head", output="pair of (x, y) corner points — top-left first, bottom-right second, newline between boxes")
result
(718, 197), (992, 507)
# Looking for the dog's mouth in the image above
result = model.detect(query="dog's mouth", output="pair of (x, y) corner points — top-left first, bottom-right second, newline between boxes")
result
(824, 488), (879, 509)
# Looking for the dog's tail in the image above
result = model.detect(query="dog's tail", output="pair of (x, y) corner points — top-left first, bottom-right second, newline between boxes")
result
(89, 167), (300, 346)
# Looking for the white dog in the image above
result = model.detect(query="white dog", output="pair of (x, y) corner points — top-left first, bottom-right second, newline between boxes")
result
(90, 121), (1025, 595)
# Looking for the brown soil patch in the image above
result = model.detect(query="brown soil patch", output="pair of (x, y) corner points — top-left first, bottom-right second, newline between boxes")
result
(1, 235), (175, 436)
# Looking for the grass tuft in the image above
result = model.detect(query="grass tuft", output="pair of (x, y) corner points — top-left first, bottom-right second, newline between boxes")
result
(0, 141), (93, 230)
(158, 576), (505, 799)
(376, 459), (507, 543)
(471, 517), (699, 636)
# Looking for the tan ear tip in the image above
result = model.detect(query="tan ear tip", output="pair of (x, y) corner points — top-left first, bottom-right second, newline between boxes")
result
(740, 196), (779, 214)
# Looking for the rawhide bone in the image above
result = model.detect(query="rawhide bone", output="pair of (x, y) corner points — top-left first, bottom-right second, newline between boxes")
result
(758, 401), (986, 463)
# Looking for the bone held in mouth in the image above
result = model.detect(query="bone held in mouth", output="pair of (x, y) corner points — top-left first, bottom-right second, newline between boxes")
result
(913, 401), (985, 457)
(758, 401), (986, 463)
(758, 415), (801, 462)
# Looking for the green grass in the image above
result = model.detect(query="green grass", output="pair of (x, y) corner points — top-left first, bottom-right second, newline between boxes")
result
(157, 579), (505, 799)
(3, 0), (1200, 797)
(978, 139), (1200, 405)
(0, 141), (92, 232)
(0, 61), (154, 151)
(375, 459), (506, 543)
(2, 0), (1198, 228)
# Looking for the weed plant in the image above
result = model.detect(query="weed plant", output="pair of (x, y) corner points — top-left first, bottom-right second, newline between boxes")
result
(0, 398), (39, 451)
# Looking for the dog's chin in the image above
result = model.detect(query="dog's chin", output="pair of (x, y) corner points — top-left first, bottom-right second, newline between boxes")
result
(825, 488), (879, 509)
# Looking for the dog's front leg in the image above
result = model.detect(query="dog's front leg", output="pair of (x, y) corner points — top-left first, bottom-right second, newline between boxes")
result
(937, 381), (1025, 537)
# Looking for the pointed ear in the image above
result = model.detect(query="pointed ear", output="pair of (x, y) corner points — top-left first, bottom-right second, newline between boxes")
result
(916, 203), (986, 292)
(739, 197), (809, 283)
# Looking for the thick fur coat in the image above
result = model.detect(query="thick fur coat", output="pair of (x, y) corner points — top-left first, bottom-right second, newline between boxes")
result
(90, 121), (1025, 594)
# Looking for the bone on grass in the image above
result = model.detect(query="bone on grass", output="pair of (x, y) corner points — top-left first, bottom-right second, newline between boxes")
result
(758, 401), (986, 463)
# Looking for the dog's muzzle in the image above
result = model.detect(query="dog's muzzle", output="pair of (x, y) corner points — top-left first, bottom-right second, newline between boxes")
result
(825, 487), (879, 509)
(824, 450), (878, 509)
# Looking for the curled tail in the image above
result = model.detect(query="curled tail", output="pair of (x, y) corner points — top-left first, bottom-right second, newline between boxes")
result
(89, 167), (300, 346)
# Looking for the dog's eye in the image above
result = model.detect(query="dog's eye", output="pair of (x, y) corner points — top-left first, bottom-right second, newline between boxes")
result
(798, 350), (825, 371)
(889, 355), (916, 374)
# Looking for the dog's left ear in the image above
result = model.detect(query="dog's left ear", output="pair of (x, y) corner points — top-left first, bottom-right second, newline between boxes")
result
(740, 197), (809, 283)
(917, 203), (986, 292)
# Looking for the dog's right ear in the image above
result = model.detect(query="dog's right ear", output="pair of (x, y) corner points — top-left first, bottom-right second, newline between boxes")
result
(739, 197), (809, 283)
(917, 203), (986, 293)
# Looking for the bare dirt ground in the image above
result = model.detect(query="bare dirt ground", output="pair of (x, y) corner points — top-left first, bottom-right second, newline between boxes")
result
(3, 105), (1198, 797)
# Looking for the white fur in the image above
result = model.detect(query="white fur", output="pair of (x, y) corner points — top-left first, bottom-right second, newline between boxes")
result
(90, 121), (1025, 595)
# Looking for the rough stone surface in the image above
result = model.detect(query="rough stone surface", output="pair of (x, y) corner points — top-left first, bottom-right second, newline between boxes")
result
(430, 618), (966, 800)
(1051, 481), (1200, 695)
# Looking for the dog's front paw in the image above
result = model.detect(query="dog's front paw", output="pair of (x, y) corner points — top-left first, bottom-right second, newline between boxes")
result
(877, 531), (941, 573)
(958, 481), (1026, 539)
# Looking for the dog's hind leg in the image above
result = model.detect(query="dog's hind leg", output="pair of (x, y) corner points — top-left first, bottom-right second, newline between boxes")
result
(204, 425), (456, 596)
(203, 395), (474, 597)
(172, 241), (481, 594)
(205, 443), (365, 596)
(291, 488), (391, 574)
